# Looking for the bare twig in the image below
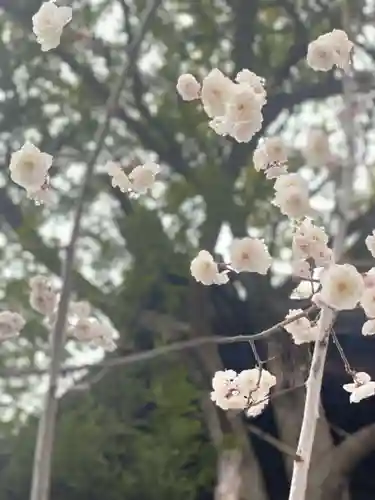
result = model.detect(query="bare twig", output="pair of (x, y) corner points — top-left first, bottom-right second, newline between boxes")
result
(330, 328), (355, 376)
(29, 3), (162, 500)
(247, 423), (303, 463)
(1, 306), (316, 380)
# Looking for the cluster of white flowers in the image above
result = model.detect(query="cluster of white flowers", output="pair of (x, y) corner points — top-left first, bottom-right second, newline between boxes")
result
(9, 143), (53, 202)
(253, 137), (288, 179)
(306, 29), (353, 72)
(292, 218), (331, 275)
(107, 161), (160, 194)
(28, 276), (116, 351)
(32, 1), (72, 52)
(211, 368), (276, 417)
(190, 238), (271, 285)
(177, 68), (266, 143)
(0, 311), (26, 341)
(272, 173), (311, 219)
(284, 309), (319, 345)
(303, 129), (333, 168)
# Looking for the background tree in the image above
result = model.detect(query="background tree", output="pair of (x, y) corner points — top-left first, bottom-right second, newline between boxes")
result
(0, 0), (374, 499)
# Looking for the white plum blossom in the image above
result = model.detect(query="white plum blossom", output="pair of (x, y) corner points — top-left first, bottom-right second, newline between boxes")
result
(253, 137), (288, 178)
(176, 74), (200, 101)
(312, 292), (325, 309)
(89, 322), (116, 351)
(230, 119), (262, 143)
(208, 117), (231, 136)
(274, 173), (306, 192)
(9, 142), (53, 192)
(320, 264), (364, 310)
(69, 301), (91, 319)
(129, 162), (160, 193)
(69, 318), (116, 351)
(69, 318), (96, 341)
(27, 184), (53, 206)
(343, 372), (375, 403)
(0, 311), (26, 340)
(211, 368), (276, 414)
(107, 161), (131, 192)
(310, 244), (333, 268)
(29, 276), (58, 316)
(265, 163), (288, 180)
(365, 231), (375, 258)
(307, 30), (353, 72)
(362, 319), (375, 336)
(303, 129), (332, 167)
(32, 1), (72, 52)
(292, 219), (329, 262)
(360, 288), (375, 318)
(291, 260), (311, 279)
(364, 268), (375, 289)
(190, 250), (229, 286)
(284, 309), (318, 345)
(235, 69), (266, 105)
(272, 178), (311, 219)
(319, 29), (353, 71)
(210, 369), (247, 411)
(201, 69), (234, 118)
(306, 38), (336, 71)
(225, 84), (262, 124)
(229, 237), (272, 275)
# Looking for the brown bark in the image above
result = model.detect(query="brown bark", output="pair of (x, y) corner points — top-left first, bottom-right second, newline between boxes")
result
(318, 423), (375, 500)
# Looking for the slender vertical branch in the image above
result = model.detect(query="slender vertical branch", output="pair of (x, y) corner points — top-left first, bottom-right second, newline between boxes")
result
(29, 3), (162, 500)
(288, 3), (357, 498)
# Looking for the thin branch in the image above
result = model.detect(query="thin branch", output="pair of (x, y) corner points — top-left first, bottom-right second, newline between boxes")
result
(330, 328), (355, 376)
(29, 3), (162, 500)
(288, 6), (358, 498)
(0, 306), (317, 380)
(247, 423), (303, 463)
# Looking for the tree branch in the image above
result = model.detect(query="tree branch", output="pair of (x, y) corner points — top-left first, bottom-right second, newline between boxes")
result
(29, 3), (162, 500)
(319, 423), (375, 500)
(0, 305), (317, 379)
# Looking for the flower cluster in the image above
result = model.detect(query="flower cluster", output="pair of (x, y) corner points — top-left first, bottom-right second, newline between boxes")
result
(190, 237), (271, 285)
(107, 161), (160, 194)
(32, 1), (72, 52)
(29, 275), (116, 352)
(292, 218), (331, 274)
(307, 29), (353, 72)
(211, 368), (276, 417)
(177, 68), (266, 143)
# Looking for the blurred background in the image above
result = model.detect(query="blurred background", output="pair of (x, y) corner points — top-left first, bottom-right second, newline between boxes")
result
(0, 0), (374, 499)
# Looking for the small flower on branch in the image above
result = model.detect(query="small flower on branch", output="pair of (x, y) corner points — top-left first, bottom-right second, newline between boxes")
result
(343, 372), (375, 403)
